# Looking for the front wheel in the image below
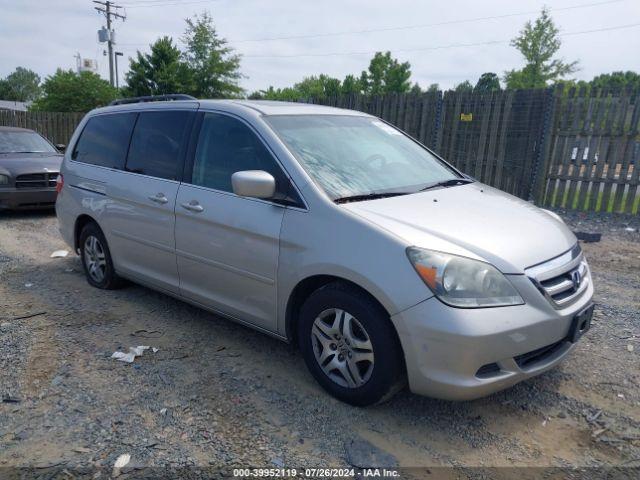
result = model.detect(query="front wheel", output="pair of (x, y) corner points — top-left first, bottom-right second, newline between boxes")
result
(298, 282), (405, 406)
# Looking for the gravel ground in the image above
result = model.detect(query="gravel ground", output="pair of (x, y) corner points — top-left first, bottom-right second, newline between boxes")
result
(0, 209), (638, 478)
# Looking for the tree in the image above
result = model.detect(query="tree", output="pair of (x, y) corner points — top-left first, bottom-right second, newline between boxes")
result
(124, 37), (192, 97)
(360, 51), (412, 95)
(589, 71), (640, 91)
(426, 83), (440, 93)
(454, 80), (473, 93)
(341, 74), (363, 95)
(294, 75), (342, 98)
(0, 67), (41, 102)
(30, 70), (117, 112)
(504, 8), (578, 89)
(474, 72), (501, 93)
(181, 11), (243, 98)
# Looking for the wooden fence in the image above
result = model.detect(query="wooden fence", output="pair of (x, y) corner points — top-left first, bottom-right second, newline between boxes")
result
(1, 88), (638, 213)
(0, 110), (84, 146)
(541, 87), (640, 214)
(312, 88), (639, 213)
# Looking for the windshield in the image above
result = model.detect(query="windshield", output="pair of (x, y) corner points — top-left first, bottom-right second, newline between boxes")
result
(0, 131), (57, 154)
(265, 115), (461, 200)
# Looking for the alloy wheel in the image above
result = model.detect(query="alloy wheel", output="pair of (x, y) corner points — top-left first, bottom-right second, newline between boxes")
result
(84, 235), (106, 283)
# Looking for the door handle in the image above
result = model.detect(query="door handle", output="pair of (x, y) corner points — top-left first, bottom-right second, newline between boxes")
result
(149, 193), (168, 204)
(181, 200), (204, 213)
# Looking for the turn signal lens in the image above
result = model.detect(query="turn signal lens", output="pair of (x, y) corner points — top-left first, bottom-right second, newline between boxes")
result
(55, 174), (64, 194)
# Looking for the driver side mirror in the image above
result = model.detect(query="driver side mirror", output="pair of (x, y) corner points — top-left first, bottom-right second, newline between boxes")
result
(231, 170), (276, 199)
(55, 144), (66, 153)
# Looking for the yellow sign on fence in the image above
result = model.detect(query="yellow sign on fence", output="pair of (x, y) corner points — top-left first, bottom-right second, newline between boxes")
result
(460, 113), (473, 122)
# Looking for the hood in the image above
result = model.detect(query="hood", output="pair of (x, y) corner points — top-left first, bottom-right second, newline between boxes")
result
(342, 183), (576, 274)
(0, 153), (63, 177)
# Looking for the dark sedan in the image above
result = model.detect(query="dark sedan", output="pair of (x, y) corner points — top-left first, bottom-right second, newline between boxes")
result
(0, 126), (63, 210)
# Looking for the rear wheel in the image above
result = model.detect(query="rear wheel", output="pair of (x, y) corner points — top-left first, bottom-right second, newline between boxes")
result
(79, 222), (124, 290)
(298, 282), (405, 406)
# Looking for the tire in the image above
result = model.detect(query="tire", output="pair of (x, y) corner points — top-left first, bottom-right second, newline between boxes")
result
(298, 282), (405, 406)
(79, 222), (124, 290)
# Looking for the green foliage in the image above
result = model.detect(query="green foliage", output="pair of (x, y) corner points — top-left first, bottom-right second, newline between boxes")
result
(361, 51), (412, 95)
(454, 80), (473, 93)
(0, 67), (41, 102)
(504, 7), (578, 89)
(30, 70), (117, 112)
(426, 83), (440, 93)
(504, 8), (578, 89)
(123, 11), (243, 99)
(341, 74), (364, 95)
(474, 72), (501, 93)
(181, 11), (243, 98)
(124, 37), (192, 97)
(589, 71), (640, 91)
(250, 51), (413, 100)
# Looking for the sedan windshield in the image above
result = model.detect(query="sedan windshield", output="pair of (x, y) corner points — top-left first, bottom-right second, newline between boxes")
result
(265, 115), (462, 200)
(0, 131), (57, 154)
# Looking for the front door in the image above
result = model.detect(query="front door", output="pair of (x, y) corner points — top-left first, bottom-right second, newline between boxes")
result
(175, 112), (296, 331)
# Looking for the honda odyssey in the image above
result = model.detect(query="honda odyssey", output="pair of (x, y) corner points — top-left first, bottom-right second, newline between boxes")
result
(56, 96), (594, 406)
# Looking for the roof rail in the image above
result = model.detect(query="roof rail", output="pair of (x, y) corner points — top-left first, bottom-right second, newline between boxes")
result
(108, 94), (196, 106)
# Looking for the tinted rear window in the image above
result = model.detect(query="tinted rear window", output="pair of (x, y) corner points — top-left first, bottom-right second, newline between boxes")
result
(72, 113), (137, 169)
(125, 111), (192, 180)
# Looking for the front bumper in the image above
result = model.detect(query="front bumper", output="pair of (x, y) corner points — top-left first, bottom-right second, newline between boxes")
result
(391, 273), (594, 401)
(0, 187), (57, 210)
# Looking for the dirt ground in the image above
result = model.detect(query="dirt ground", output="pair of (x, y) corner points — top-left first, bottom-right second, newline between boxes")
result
(0, 209), (638, 478)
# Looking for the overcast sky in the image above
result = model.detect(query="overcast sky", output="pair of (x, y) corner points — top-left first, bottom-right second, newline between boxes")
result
(1, 0), (639, 93)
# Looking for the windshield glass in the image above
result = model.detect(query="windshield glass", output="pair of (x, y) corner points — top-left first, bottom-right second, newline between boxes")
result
(265, 115), (461, 200)
(0, 131), (57, 154)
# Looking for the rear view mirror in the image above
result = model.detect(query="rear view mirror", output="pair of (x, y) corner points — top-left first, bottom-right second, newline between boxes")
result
(55, 144), (66, 153)
(231, 170), (276, 199)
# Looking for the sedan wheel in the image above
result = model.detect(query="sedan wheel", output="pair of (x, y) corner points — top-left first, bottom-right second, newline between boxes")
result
(311, 308), (375, 388)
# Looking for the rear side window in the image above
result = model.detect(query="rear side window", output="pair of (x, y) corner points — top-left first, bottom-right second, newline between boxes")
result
(125, 111), (192, 180)
(72, 113), (137, 169)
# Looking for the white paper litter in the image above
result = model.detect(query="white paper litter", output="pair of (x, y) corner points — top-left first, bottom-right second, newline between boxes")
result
(50, 250), (69, 258)
(624, 227), (636, 232)
(152, 347), (159, 353)
(113, 453), (131, 476)
(111, 346), (150, 363)
(24, 283), (33, 288)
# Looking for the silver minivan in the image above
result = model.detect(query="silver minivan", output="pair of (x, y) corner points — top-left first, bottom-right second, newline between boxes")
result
(56, 96), (594, 406)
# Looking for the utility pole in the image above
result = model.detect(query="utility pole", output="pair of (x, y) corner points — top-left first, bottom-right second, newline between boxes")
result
(115, 52), (123, 89)
(94, 1), (125, 87)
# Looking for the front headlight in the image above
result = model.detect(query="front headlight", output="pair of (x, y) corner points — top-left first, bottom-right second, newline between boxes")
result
(407, 247), (524, 308)
(0, 174), (10, 186)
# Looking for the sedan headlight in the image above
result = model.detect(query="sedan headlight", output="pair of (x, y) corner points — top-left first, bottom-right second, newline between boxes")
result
(407, 247), (524, 308)
(0, 174), (10, 186)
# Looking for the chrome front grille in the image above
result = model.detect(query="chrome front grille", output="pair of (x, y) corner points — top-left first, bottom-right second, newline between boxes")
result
(15, 172), (58, 189)
(525, 244), (590, 309)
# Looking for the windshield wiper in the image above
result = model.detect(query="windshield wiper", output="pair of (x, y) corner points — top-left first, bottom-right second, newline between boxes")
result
(420, 178), (473, 192)
(334, 191), (409, 204)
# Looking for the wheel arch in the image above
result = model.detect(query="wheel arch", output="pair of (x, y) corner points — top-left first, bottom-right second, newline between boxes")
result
(284, 275), (402, 350)
(73, 214), (99, 253)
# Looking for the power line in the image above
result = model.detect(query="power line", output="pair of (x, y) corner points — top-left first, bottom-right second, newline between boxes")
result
(233, 0), (625, 43)
(120, 0), (219, 8)
(243, 22), (640, 58)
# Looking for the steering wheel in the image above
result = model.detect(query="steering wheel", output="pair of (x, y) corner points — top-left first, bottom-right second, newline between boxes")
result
(363, 154), (388, 170)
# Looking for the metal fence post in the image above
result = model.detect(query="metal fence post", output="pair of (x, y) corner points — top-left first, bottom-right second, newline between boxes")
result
(529, 86), (558, 204)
